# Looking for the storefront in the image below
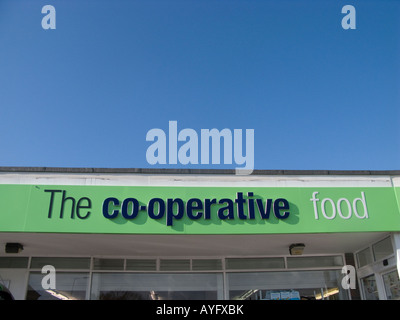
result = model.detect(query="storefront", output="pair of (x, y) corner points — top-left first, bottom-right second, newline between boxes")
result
(0, 167), (399, 300)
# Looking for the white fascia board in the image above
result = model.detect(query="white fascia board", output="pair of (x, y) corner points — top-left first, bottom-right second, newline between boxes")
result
(0, 172), (394, 187)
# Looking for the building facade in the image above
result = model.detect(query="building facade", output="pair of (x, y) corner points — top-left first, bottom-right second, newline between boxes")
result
(0, 167), (399, 300)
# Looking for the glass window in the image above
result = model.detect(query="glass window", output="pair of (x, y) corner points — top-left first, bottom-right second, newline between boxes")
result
(383, 270), (400, 300)
(26, 272), (89, 300)
(227, 270), (348, 300)
(360, 274), (379, 300)
(30, 257), (90, 270)
(90, 273), (223, 300)
(287, 256), (343, 268)
(372, 237), (394, 261)
(192, 259), (222, 271)
(0, 257), (29, 268)
(356, 248), (373, 267)
(126, 259), (157, 271)
(159, 259), (190, 271)
(93, 258), (124, 270)
(226, 258), (284, 270)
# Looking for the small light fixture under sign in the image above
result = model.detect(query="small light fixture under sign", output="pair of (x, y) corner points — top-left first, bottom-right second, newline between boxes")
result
(5, 243), (24, 254)
(289, 243), (305, 256)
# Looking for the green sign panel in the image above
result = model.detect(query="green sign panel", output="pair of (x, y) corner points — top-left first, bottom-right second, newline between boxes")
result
(0, 184), (399, 234)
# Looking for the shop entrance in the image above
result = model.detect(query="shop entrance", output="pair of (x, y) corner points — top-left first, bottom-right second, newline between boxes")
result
(356, 235), (400, 300)
(227, 270), (348, 300)
(360, 269), (400, 300)
(25, 234), (399, 300)
(21, 255), (350, 300)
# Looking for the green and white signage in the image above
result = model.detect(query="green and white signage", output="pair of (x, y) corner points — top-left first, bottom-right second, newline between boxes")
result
(0, 184), (399, 234)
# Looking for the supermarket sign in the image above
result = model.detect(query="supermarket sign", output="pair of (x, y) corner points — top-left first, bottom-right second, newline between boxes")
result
(0, 185), (399, 234)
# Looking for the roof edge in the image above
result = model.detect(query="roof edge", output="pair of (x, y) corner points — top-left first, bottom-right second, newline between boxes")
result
(0, 167), (399, 176)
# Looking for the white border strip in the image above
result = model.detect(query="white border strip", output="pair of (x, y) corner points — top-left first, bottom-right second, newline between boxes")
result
(0, 172), (394, 187)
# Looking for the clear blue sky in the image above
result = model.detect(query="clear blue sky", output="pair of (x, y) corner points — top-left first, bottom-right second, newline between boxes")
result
(0, 0), (399, 170)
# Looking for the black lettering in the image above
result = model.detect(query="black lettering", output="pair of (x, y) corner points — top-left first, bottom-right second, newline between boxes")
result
(218, 198), (234, 220)
(44, 189), (62, 218)
(204, 198), (216, 220)
(60, 190), (75, 219)
(274, 198), (290, 219)
(76, 197), (91, 219)
(166, 198), (184, 226)
(247, 192), (255, 219)
(186, 198), (203, 219)
(256, 198), (273, 219)
(235, 192), (247, 219)
(102, 197), (120, 219)
(148, 198), (165, 219)
(122, 198), (139, 219)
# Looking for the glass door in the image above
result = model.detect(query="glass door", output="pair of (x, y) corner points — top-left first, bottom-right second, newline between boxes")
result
(360, 274), (379, 300)
(382, 270), (400, 300)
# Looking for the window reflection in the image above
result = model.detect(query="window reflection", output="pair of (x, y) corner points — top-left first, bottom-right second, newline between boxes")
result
(227, 270), (348, 300)
(26, 272), (89, 300)
(372, 237), (394, 261)
(24, 259), (355, 300)
(90, 273), (223, 300)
